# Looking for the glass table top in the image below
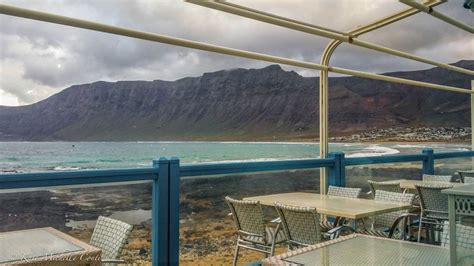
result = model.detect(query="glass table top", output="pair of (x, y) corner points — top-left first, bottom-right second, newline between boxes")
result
(282, 236), (474, 266)
(0, 228), (83, 263)
(442, 183), (474, 196)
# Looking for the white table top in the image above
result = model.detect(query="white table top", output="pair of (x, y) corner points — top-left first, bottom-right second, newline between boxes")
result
(244, 192), (412, 219)
(395, 179), (465, 190)
(442, 183), (474, 196)
(263, 234), (473, 266)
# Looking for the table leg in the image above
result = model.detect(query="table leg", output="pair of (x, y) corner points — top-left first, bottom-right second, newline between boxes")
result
(448, 195), (456, 266)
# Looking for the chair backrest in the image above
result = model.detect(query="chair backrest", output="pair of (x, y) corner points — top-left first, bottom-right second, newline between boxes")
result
(415, 184), (453, 218)
(441, 221), (474, 251)
(457, 170), (474, 183)
(327, 185), (362, 199)
(373, 190), (415, 229)
(422, 174), (453, 183)
(274, 202), (321, 247)
(225, 196), (266, 240)
(90, 216), (133, 260)
(464, 176), (474, 184)
(368, 180), (402, 197)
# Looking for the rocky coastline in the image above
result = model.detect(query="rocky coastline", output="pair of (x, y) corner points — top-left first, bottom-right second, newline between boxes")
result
(331, 127), (471, 142)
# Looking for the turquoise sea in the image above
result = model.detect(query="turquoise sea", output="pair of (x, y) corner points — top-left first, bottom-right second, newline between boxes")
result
(0, 141), (470, 172)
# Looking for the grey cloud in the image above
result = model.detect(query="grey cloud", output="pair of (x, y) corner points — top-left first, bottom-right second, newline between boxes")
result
(0, 0), (472, 106)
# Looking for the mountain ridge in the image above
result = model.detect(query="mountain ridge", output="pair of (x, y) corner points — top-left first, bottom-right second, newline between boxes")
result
(0, 60), (472, 141)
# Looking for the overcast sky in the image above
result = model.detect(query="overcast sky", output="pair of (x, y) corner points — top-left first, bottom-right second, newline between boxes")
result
(0, 0), (472, 106)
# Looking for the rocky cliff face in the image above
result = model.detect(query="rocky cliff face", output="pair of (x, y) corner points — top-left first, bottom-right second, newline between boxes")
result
(0, 60), (472, 141)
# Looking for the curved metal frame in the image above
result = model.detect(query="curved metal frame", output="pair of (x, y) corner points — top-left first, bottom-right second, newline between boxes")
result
(318, 0), (444, 193)
(187, 0), (472, 194)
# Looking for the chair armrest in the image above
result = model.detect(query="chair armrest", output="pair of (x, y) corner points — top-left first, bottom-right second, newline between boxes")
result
(366, 191), (375, 199)
(102, 259), (126, 263)
(388, 213), (419, 239)
(325, 225), (355, 239)
(270, 217), (281, 223)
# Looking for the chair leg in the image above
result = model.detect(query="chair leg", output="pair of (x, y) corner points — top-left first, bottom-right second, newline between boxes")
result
(427, 224), (434, 244)
(233, 244), (240, 266)
(270, 241), (276, 256)
(417, 217), (422, 242)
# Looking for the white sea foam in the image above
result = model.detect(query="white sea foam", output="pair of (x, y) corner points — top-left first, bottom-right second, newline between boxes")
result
(450, 148), (470, 151)
(133, 140), (318, 145)
(188, 157), (319, 164)
(394, 144), (426, 148)
(347, 145), (400, 158)
(53, 166), (81, 171)
(213, 141), (315, 145)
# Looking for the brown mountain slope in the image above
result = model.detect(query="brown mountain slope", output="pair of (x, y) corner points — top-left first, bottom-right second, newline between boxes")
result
(0, 60), (472, 141)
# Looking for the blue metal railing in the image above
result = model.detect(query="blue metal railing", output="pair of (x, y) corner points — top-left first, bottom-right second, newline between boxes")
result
(0, 148), (473, 265)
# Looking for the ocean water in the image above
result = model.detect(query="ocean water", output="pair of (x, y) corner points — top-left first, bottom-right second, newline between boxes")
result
(0, 141), (470, 172)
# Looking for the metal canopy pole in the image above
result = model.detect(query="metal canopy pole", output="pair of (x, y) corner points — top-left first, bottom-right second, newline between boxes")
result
(400, 0), (474, 33)
(319, 0), (443, 193)
(188, 0), (473, 76)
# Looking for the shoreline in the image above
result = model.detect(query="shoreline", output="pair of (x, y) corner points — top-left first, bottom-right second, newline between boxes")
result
(0, 127), (471, 144)
(0, 139), (470, 144)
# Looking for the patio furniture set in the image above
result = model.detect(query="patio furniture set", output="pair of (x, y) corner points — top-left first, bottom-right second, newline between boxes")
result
(227, 172), (474, 265)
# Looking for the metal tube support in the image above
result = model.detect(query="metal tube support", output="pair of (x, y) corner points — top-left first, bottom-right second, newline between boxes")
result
(319, 68), (329, 194)
(472, 80), (474, 169)
(400, 0), (474, 33)
(448, 194), (456, 266)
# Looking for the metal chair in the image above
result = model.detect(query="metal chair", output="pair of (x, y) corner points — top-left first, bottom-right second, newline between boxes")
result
(320, 186), (362, 231)
(415, 184), (453, 243)
(441, 221), (474, 252)
(89, 216), (133, 265)
(465, 176), (474, 184)
(367, 180), (402, 198)
(225, 196), (285, 266)
(274, 202), (323, 249)
(457, 170), (474, 183)
(328, 185), (362, 198)
(358, 190), (416, 239)
(422, 174), (454, 182)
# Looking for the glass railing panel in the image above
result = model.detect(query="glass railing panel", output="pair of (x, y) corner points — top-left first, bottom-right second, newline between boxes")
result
(179, 169), (320, 265)
(346, 162), (421, 196)
(435, 157), (473, 180)
(0, 181), (152, 264)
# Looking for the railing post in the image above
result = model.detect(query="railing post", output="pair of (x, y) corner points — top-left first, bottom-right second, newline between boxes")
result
(152, 157), (180, 266)
(168, 157), (180, 265)
(152, 157), (170, 266)
(422, 149), (434, 175)
(328, 152), (346, 188)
